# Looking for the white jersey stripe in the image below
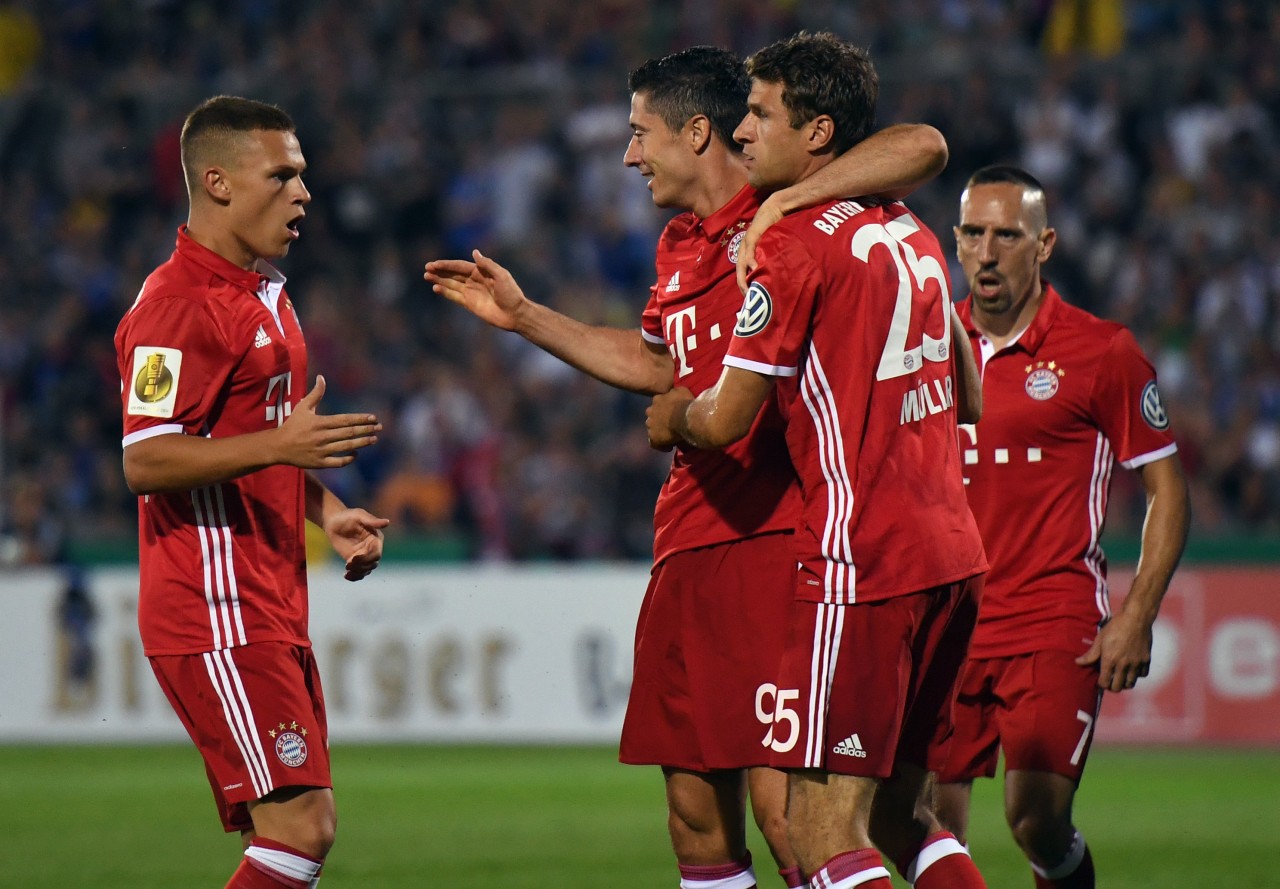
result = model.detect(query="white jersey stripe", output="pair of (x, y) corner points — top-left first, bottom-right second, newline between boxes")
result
(799, 358), (841, 568)
(219, 648), (274, 786)
(193, 484), (247, 649)
(805, 604), (827, 765)
(723, 354), (799, 377)
(197, 486), (237, 647)
(811, 349), (856, 577)
(800, 348), (858, 603)
(1121, 441), (1178, 470)
(203, 650), (272, 797)
(211, 485), (247, 644)
(1084, 434), (1113, 621)
(805, 603), (844, 767)
(192, 489), (224, 650)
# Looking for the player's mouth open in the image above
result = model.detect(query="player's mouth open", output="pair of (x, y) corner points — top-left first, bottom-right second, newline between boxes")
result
(974, 273), (1001, 295)
(286, 215), (304, 238)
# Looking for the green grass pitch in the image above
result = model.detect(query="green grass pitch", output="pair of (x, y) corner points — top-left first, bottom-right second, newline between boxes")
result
(1, 744), (1275, 887)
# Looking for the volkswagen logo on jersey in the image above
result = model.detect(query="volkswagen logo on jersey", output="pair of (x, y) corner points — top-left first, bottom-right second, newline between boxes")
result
(735, 282), (772, 336)
(1141, 380), (1170, 429)
(1024, 367), (1060, 401)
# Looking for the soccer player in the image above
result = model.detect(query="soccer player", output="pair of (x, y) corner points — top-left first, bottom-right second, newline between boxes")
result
(426, 46), (954, 889)
(114, 96), (389, 889)
(646, 32), (989, 889)
(934, 164), (1191, 889)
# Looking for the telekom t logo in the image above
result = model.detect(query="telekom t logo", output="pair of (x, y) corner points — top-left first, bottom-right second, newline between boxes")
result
(664, 306), (725, 378)
(265, 371), (293, 426)
(960, 423), (1045, 485)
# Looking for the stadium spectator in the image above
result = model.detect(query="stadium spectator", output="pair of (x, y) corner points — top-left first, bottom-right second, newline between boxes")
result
(646, 31), (988, 889)
(428, 44), (951, 889)
(1, 0), (1278, 561)
(936, 165), (1191, 889)
(113, 96), (388, 889)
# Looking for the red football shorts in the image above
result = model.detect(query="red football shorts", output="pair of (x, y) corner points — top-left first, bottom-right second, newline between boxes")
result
(620, 531), (796, 771)
(768, 571), (982, 778)
(150, 642), (332, 832)
(937, 649), (1104, 783)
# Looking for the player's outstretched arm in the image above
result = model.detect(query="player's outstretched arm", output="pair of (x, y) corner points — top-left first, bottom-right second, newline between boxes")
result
(952, 304), (982, 424)
(736, 123), (948, 292)
(305, 473), (389, 582)
(1076, 453), (1190, 691)
(647, 367), (774, 451)
(426, 249), (673, 395)
(122, 375), (381, 494)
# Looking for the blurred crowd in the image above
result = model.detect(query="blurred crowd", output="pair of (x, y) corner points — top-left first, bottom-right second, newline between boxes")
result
(1, 0), (1277, 565)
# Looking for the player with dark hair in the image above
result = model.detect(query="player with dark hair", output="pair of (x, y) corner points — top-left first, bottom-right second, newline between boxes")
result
(647, 32), (989, 889)
(428, 45), (961, 889)
(115, 95), (388, 889)
(935, 164), (1190, 889)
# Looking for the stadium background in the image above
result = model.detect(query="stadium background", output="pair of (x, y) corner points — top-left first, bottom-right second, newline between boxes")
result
(0, 1), (1277, 887)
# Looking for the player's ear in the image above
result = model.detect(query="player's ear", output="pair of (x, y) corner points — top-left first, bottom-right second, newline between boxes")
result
(686, 114), (713, 154)
(1038, 227), (1057, 263)
(806, 115), (835, 153)
(202, 167), (231, 204)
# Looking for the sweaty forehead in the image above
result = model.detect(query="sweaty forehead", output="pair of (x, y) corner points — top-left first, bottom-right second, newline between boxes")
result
(961, 183), (1039, 227)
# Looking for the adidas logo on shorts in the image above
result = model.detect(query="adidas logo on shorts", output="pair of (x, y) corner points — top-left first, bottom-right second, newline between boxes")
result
(832, 733), (868, 758)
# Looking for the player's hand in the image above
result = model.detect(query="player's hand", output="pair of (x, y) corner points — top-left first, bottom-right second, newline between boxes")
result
(425, 249), (527, 331)
(646, 387), (694, 451)
(323, 507), (390, 581)
(277, 375), (382, 469)
(735, 195), (785, 293)
(1076, 609), (1153, 693)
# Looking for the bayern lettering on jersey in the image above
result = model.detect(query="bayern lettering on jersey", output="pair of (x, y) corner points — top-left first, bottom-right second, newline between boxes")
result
(725, 200), (986, 603)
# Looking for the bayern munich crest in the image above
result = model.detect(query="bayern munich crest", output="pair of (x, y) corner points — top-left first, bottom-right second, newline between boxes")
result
(726, 231), (746, 264)
(275, 731), (308, 767)
(1025, 367), (1060, 400)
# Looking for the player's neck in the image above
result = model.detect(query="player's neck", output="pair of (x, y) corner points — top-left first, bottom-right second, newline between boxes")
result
(973, 285), (1044, 352)
(690, 154), (750, 220)
(185, 216), (259, 271)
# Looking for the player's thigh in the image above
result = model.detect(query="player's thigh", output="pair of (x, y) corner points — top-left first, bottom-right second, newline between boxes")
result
(623, 533), (796, 770)
(150, 643), (332, 832)
(996, 649), (1103, 781)
(898, 576), (983, 773)
(936, 656), (1004, 784)
(769, 588), (927, 779)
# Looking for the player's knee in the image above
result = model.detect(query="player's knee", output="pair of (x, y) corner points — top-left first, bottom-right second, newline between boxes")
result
(292, 799), (338, 859)
(753, 804), (789, 857)
(668, 806), (740, 862)
(1006, 806), (1068, 858)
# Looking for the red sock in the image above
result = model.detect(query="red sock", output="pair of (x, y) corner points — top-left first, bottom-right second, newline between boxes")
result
(678, 853), (756, 889)
(224, 838), (323, 889)
(1032, 834), (1094, 889)
(808, 848), (893, 889)
(780, 865), (806, 887)
(905, 831), (985, 888)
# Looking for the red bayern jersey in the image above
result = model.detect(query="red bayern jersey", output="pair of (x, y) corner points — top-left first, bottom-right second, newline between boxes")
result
(958, 284), (1178, 657)
(116, 227), (311, 656)
(641, 185), (800, 565)
(726, 199), (987, 603)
